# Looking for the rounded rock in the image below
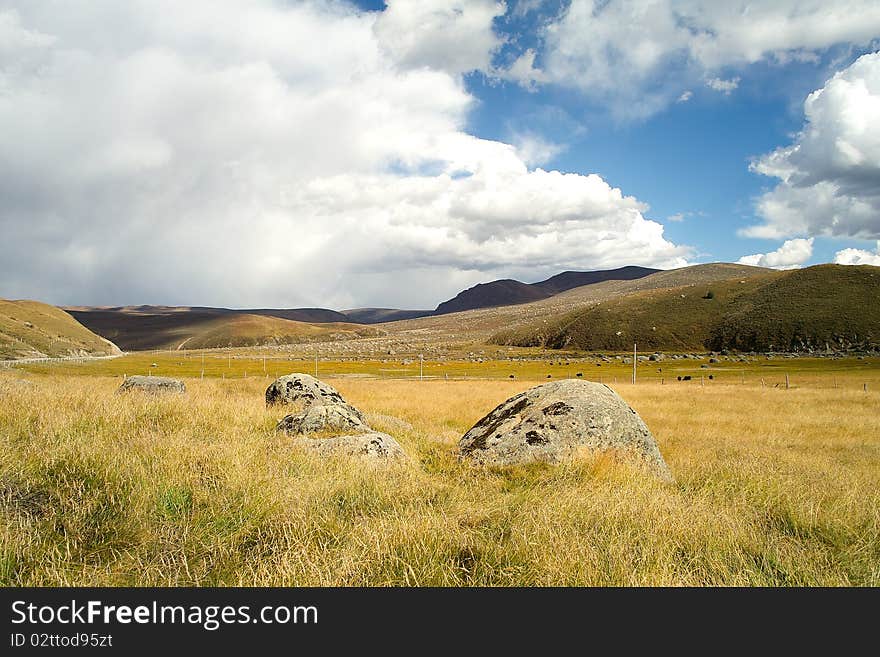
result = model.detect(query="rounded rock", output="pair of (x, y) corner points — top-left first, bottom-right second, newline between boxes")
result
(292, 432), (406, 460)
(276, 403), (369, 435)
(117, 376), (185, 394)
(265, 373), (350, 408)
(458, 379), (672, 480)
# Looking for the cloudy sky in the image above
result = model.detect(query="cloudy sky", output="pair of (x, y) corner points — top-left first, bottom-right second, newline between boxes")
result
(2, 1), (879, 309)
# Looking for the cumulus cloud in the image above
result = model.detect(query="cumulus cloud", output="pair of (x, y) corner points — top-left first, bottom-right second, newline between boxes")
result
(373, 0), (506, 76)
(744, 52), (880, 240)
(705, 76), (740, 94)
(676, 90), (693, 103)
(834, 242), (880, 265)
(0, 1), (689, 309)
(737, 238), (814, 269)
(506, 0), (880, 117)
(509, 131), (565, 166)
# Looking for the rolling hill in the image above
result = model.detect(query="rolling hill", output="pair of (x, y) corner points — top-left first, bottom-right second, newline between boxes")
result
(66, 305), (381, 351)
(490, 264), (880, 353)
(0, 299), (121, 360)
(58, 262), (870, 356)
(342, 308), (434, 324)
(433, 266), (658, 314)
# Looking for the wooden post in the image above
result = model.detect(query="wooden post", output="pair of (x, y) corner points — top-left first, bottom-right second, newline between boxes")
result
(761, 378), (765, 388)
(419, 354), (423, 381)
(632, 343), (637, 385)
(785, 374), (790, 390)
(864, 383), (868, 393)
(314, 355), (318, 378)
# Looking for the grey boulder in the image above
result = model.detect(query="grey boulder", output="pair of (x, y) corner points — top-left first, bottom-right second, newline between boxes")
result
(458, 379), (672, 480)
(266, 373), (350, 408)
(292, 432), (406, 460)
(117, 375), (185, 394)
(276, 403), (369, 435)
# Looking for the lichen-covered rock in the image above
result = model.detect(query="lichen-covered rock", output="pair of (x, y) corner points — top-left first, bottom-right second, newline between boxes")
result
(292, 432), (406, 460)
(276, 403), (369, 435)
(458, 379), (672, 480)
(265, 373), (351, 408)
(117, 375), (185, 394)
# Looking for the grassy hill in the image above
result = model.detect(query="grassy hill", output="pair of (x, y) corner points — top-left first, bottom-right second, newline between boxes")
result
(0, 300), (121, 360)
(491, 264), (880, 353)
(178, 314), (377, 350)
(66, 305), (380, 351)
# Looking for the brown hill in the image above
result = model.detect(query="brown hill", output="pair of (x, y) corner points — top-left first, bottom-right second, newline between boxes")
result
(67, 305), (378, 351)
(1, 299), (121, 360)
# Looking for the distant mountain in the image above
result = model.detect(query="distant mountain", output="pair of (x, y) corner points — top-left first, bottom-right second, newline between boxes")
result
(1, 299), (120, 360)
(435, 279), (551, 315)
(342, 308), (434, 324)
(433, 266), (659, 315)
(491, 264), (880, 353)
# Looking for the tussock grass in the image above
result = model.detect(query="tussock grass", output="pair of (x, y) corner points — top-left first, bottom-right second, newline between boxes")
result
(1, 373), (878, 586)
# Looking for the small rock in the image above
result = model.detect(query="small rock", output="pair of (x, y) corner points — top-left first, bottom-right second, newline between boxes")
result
(117, 376), (185, 394)
(276, 403), (369, 434)
(292, 432), (406, 460)
(266, 373), (349, 408)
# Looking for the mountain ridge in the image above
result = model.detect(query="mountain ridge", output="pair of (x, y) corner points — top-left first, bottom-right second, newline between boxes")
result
(433, 266), (660, 314)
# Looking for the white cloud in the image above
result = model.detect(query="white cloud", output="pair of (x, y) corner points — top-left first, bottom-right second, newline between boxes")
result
(667, 213), (686, 222)
(737, 238), (814, 269)
(834, 241), (880, 265)
(509, 131), (565, 166)
(510, 1), (880, 117)
(705, 76), (740, 95)
(0, 0), (690, 309)
(676, 90), (693, 103)
(373, 0), (506, 76)
(744, 52), (880, 240)
(504, 48), (547, 91)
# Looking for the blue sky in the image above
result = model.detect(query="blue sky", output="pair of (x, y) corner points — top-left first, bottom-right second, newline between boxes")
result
(2, 1), (880, 308)
(364, 0), (879, 270)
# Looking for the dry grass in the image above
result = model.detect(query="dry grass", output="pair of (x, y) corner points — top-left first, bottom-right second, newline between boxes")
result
(1, 371), (878, 586)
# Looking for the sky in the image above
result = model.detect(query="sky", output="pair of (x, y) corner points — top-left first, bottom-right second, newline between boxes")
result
(1, 1), (879, 310)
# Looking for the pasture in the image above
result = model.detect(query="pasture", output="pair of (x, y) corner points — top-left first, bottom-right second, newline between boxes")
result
(1, 353), (878, 585)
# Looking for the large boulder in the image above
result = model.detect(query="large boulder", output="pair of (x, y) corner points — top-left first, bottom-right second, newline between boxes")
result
(117, 375), (185, 394)
(266, 373), (349, 408)
(292, 432), (406, 460)
(458, 380), (672, 480)
(276, 403), (369, 435)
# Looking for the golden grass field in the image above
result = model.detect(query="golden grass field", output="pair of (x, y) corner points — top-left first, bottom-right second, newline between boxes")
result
(1, 356), (879, 586)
